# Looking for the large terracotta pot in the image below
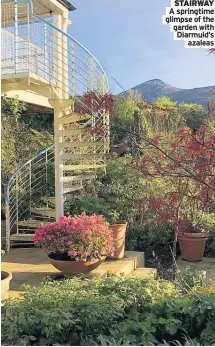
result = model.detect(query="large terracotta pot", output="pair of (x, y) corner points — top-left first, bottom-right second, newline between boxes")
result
(48, 256), (105, 278)
(108, 222), (127, 259)
(178, 232), (208, 261)
(1, 271), (12, 302)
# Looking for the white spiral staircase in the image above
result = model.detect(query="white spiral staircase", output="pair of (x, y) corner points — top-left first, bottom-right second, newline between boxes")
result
(2, 0), (110, 251)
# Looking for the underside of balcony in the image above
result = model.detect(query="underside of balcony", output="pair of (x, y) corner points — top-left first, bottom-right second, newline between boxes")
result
(2, 71), (58, 108)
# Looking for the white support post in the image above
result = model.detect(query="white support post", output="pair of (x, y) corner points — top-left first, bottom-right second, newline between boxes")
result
(49, 98), (73, 220)
(51, 12), (72, 219)
(53, 14), (63, 99)
(53, 15), (63, 219)
(54, 104), (64, 219)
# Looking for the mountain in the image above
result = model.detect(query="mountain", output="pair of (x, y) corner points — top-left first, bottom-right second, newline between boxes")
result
(123, 79), (214, 109)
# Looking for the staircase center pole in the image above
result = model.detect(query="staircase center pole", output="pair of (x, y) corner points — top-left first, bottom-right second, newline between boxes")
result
(54, 105), (64, 219)
(53, 14), (64, 220)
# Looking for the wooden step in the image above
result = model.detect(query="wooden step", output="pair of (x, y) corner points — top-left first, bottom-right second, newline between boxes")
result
(61, 153), (105, 160)
(44, 185), (83, 205)
(63, 185), (83, 194)
(15, 220), (51, 228)
(63, 187), (82, 195)
(63, 183), (84, 188)
(59, 129), (89, 136)
(30, 208), (56, 218)
(58, 113), (91, 124)
(10, 234), (35, 242)
(63, 164), (104, 171)
(130, 267), (157, 279)
(60, 141), (109, 149)
(64, 181), (84, 186)
(62, 174), (95, 183)
(45, 190), (82, 206)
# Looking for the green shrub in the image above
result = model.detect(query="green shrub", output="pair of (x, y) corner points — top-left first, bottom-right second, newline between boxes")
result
(2, 277), (215, 346)
(94, 293), (215, 346)
(69, 195), (116, 221)
(69, 156), (143, 224)
(1, 277), (176, 346)
(97, 276), (176, 308)
(97, 156), (142, 222)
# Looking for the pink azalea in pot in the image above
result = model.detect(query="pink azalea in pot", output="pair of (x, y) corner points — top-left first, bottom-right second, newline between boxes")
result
(33, 212), (114, 276)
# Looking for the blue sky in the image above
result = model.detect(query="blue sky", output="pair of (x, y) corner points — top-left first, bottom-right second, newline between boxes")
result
(69, 0), (215, 93)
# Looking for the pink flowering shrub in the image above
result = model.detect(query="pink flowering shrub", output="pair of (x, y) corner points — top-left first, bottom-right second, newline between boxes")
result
(33, 212), (114, 262)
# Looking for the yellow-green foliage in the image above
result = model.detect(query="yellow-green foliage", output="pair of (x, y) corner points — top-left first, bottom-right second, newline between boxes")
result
(111, 95), (208, 141)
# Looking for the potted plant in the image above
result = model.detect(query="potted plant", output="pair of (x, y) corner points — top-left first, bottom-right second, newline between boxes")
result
(1, 250), (12, 302)
(107, 211), (127, 259)
(33, 212), (114, 277)
(176, 207), (215, 262)
(177, 220), (209, 262)
(145, 195), (211, 263)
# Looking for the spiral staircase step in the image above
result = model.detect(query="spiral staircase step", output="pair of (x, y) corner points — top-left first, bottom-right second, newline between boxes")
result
(58, 113), (91, 124)
(61, 153), (105, 160)
(59, 128), (89, 136)
(15, 220), (51, 228)
(10, 234), (35, 242)
(30, 208), (56, 218)
(62, 174), (95, 182)
(60, 141), (109, 149)
(63, 164), (104, 171)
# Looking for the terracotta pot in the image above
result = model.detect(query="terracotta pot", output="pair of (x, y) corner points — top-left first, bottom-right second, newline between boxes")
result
(48, 256), (105, 278)
(178, 232), (208, 262)
(108, 222), (127, 259)
(1, 271), (12, 302)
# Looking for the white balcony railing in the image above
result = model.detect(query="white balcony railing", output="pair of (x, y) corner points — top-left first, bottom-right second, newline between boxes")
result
(1, 0), (109, 98)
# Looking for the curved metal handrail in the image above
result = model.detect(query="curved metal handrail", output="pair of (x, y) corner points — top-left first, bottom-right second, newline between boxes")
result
(4, 144), (55, 251)
(6, 145), (54, 205)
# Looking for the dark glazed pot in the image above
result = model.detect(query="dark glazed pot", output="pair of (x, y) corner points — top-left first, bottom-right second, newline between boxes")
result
(48, 256), (105, 277)
(178, 232), (208, 261)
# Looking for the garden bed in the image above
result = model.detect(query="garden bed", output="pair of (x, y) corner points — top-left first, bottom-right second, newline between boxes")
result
(2, 276), (215, 346)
